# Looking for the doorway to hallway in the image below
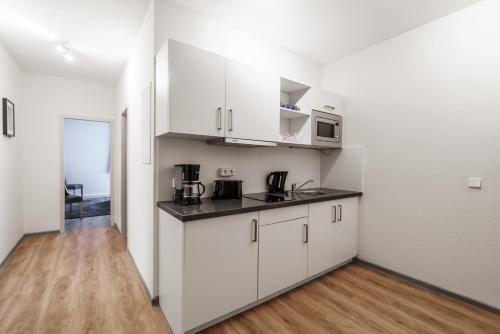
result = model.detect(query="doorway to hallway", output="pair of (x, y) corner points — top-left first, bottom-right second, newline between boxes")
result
(62, 117), (114, 233)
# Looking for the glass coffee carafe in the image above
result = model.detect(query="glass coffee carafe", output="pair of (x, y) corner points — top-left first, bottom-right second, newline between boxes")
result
(181, 181), (206, 205)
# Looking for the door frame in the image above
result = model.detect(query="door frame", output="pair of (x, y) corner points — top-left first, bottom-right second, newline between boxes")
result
(120, 109), (128, 239)
(59, 115), (116, 233)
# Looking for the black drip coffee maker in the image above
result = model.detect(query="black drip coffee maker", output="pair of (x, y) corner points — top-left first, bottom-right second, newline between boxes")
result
(173, 164), (206, 205)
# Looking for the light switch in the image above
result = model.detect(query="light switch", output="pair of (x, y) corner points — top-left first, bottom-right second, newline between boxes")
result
(468, 177), (482, 189)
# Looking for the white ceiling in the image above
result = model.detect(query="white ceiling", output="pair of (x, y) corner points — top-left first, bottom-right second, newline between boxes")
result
(0, 0), (150, 85)
(0, 0), (481, 85)
(169, 0), (482, 64)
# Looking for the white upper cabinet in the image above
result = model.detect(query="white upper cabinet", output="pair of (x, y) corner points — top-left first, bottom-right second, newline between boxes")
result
(156, 40), (226, 138)
(226, 59), (280, 142)
(156, 40), (279, 142)
(312, 89), (344, 115)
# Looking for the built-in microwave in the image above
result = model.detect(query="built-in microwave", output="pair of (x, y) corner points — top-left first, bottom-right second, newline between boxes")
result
(311, 110), (342, 148)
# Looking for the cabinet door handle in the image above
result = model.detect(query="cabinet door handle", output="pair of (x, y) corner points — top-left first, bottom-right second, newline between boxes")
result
(251, 219), (258, 242)
(332, 205), (337, 223)
(303, 224), (309, 244)
(217, 107), (222, 130)
(228, 109), (233, 131)
(338, 204), (342, 221)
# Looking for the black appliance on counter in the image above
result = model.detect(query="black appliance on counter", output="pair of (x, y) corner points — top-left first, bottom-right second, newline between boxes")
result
(212, 180), (243, 199)
(267, 171), (288, 194)
(243, 192), (296, 203)
(173, 164), (206, 205)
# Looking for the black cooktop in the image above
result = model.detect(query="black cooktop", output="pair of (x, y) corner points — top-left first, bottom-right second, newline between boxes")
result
(243, 192), (299, 203)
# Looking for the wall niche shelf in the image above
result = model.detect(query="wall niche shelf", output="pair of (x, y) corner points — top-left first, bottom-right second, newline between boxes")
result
(280, 78), (312, 145)
(280, 107), (310, 119)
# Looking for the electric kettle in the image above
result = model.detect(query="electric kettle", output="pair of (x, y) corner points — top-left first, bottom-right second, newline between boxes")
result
(267, 171), (288, 194)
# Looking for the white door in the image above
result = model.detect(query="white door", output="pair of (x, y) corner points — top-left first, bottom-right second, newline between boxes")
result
(258, 218), (308, 299)
(183, 213), (258, 331)
(334, 197), (359, 265)
(169, 40), (226, 137)
(226, 59), (279, 142)
(308, 200), (337, 277)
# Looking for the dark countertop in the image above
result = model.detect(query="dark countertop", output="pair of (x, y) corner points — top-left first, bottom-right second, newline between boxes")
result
(157, 188), (362, 222)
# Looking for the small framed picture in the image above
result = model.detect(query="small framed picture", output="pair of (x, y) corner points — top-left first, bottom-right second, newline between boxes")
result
(2, 98), (15, 137)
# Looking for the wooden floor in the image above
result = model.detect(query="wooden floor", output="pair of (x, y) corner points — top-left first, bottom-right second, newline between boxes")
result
(201, 264), (500, 334)
(0, 216), (170, 334)
(1, 218), (499, 334)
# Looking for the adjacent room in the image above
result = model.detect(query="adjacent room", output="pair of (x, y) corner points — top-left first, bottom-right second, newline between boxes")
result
(0, 0), (499, 333)
(63, 118), (112, 231)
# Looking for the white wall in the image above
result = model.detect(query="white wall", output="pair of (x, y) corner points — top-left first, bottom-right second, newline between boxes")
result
(158, 139), (321, 201)
(20, 73), (116, 233)
(322, 0), (500, 308)
(155, 1), (321, 88)
(0, 42), (23, 265)
(321, 146), (365, 192)
(64, 119), (111, 196)
(115, 0), (156, 298)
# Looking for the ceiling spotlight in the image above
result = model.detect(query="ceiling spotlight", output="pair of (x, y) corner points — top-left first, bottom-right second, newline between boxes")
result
(57, 41), (71, 53)
(57, 42), (74, 62)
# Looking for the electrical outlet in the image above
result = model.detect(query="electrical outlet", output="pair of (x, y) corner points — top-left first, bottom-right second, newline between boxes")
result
(218, 167), (235, 177)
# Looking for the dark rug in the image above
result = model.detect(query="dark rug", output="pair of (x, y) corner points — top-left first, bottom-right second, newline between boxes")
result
(65, 196), (110, 219)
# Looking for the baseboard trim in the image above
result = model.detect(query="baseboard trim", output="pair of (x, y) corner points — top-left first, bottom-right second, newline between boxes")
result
(0, 235), (25, 271)
(83, 193), (111, 198)
(354, 258), (500, 315)
(24, 230), (60, 237)
(0, 229), (61, 272)
(127, 249), (158, 305)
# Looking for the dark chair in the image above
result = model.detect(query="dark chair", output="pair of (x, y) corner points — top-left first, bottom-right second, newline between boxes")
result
(65, 179), (84, 197)
(65, 185), (84, 219)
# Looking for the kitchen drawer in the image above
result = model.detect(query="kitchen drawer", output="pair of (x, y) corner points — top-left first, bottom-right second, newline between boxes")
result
(259, 205), (308, 226)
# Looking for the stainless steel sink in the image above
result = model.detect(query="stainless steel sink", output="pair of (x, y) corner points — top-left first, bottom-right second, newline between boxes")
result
(296, 190), (329, 196)
(295, 188), (345, 196)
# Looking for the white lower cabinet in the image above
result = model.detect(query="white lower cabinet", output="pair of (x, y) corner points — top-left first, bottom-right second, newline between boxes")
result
(308, 197), (359, 277)
(308, 201), (337, 276)
(183, 213), (259, 330)
(159, 196), (359, 333)
(258, 218), (308, 299)
(333, 197), (359, 265)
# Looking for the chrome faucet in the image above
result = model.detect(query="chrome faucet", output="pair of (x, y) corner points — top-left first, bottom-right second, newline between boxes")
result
(291, 179), (314, 193)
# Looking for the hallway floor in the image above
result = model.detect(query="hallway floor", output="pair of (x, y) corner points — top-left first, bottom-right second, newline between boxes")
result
(65, 214), (112, 233)
(0, 216), (170, 334)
